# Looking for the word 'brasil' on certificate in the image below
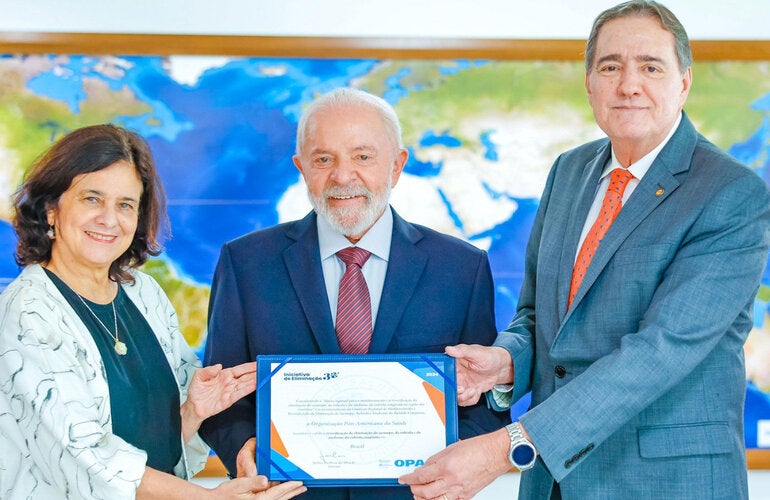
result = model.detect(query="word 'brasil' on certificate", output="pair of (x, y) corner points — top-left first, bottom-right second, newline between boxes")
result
(255, 354), (458, 487)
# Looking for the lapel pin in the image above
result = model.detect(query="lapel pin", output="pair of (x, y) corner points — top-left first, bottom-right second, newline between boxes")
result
(655, 188), (664, 197)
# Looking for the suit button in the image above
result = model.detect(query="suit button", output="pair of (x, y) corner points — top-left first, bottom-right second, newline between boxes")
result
(555, 365), (566, 378)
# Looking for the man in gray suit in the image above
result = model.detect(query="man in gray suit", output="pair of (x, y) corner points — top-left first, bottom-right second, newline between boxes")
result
(400, 1), (770, 499)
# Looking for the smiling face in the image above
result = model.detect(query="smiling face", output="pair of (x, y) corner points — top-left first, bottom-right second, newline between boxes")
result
(293, 102), (408, 242)
(586, 15), (692, 165)
(46, 160), (143, 277)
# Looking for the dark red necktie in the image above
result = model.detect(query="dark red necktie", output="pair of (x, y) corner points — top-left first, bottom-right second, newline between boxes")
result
(335, 247), (372, 354)
(569, 168), (634, 308)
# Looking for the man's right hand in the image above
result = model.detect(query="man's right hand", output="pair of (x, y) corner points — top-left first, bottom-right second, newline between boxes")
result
(398, 428), (511, 500)
(236, 437), (258, 477)
(445, 344), (513, 406)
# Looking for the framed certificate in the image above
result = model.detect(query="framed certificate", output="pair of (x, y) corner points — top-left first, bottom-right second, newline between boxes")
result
(255, 354), (458, 486)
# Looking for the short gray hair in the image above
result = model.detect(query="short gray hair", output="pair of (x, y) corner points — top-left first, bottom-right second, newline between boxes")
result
(585, 0), (692, 73)
(295, 87), (404, 155)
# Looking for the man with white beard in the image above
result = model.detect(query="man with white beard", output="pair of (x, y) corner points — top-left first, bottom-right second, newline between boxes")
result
(200, 87), (511, 500)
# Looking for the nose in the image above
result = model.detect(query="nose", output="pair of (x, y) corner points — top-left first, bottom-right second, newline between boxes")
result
(616, 69), (641, 97)
(329, 159), (358, 184)
(95, 204), (118, 226)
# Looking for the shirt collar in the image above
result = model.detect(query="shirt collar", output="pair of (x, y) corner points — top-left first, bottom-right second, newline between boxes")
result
(317, 206), (393, 262)
(604, 112), (683, 180)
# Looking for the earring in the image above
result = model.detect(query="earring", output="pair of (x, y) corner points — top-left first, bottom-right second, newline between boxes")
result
(46, 227), (55, 240)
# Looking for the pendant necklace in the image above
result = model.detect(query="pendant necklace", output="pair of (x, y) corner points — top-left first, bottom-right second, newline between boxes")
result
(76, 294), (128, 355)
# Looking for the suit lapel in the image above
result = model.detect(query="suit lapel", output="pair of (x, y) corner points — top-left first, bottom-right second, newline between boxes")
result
(283, 212), (341, 354)
(564, 115), (698, 317)
(557, 143), (611, 317)
(368, 209), (428, 353)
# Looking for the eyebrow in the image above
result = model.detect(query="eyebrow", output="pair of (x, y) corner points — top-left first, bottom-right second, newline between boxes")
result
(309, 145), (376, 155)
(80, 188), (140, 203)
(595, 54), (667, 67)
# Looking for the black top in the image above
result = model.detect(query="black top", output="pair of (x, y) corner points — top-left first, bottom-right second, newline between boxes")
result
(45, 269), (182, 474)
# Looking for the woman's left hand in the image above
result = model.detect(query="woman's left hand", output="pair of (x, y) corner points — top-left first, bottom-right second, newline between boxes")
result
(188, 362), (257, 419)
(181, 362), (257, 440)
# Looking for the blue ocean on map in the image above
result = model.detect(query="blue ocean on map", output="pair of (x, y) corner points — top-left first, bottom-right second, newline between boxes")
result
(2, 55), (770, 446)
(8, 55), (541, 318)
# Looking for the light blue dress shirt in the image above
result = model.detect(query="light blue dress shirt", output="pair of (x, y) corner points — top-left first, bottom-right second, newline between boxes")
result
(317, 207), (393, 329)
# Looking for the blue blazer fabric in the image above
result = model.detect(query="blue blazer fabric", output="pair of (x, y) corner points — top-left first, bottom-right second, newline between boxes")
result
(200, 208), (510, 500)
(495, 114), (770, 499)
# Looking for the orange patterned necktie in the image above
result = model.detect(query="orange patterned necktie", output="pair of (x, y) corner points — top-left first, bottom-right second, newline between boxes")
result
(335, 247), (372, 354)
(568, 168), (634, 308)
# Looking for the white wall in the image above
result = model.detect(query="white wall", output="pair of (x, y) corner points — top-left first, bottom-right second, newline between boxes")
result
(1, 0), (768, 40)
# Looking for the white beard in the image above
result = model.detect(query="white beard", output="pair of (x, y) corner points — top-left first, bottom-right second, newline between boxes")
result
(310, 182), (392, 237)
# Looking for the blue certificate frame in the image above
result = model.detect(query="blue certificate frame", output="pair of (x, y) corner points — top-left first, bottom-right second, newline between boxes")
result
(255, 353), (458, 487)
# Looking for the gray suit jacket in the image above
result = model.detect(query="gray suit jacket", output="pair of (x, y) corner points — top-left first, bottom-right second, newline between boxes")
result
(495, 114), (770, 499)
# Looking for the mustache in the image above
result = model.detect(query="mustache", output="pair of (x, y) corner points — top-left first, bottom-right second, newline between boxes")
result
(324, 185), (372, 199)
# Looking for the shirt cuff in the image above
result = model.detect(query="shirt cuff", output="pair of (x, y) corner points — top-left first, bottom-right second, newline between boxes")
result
(488, 383), (514, 411)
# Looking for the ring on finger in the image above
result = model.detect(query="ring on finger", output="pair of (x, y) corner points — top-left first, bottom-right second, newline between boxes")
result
(442, 494), (449, 500)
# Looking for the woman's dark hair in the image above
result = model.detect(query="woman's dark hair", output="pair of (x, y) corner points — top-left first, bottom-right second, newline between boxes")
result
(13, 124), (169, 284)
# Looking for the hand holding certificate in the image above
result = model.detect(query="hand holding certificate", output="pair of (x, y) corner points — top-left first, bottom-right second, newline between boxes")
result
(255, 354), (458, 487)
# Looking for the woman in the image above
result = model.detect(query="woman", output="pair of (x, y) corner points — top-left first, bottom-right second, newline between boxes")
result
(0, 124), (305, 499)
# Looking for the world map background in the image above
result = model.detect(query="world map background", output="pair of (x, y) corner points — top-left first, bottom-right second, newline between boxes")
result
(1, 54), (769, 448)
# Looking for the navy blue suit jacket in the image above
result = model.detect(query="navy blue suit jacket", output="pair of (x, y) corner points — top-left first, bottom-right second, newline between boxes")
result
(200, 208), (510, 499)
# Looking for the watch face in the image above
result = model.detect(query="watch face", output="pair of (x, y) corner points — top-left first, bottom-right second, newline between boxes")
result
(512, 443), (536, 467)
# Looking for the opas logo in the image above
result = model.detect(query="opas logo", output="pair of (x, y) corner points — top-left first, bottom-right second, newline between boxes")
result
(394, 459), (425, 467)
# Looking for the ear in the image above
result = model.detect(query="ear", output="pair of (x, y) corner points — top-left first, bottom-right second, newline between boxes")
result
(292, 155), (305, 175)
(390, 148), (409, 188)
(679, 67), (693, 104)
(584, 71), (592, 98)
(45, 205), (57, 227)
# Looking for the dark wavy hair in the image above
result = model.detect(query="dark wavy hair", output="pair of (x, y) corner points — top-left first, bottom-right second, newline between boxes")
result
(12, 124), (169, 284)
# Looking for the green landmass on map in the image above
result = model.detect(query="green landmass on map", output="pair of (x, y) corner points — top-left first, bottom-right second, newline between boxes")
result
(0, 56), (152, 218)
(687, 61), (770, 152)
(141, 259), (210, 349)
(362, 60), (770, 154)
(2, 56), (770, 349)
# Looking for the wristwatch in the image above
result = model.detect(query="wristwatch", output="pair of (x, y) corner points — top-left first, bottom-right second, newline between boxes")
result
(506, 422), (537, 471)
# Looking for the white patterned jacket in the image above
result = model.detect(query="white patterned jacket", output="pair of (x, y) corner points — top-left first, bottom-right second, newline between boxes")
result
(0, 264), (209, 499)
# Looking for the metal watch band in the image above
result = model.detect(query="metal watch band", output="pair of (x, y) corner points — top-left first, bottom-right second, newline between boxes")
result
(506, 422), (537, 471)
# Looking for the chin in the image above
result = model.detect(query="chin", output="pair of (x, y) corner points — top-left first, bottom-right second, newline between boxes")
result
(334, 217), (371, 237)
(313, 188), (390, 238)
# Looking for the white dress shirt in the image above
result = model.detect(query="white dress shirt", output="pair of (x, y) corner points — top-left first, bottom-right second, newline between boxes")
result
(575, 113), (683, 258)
